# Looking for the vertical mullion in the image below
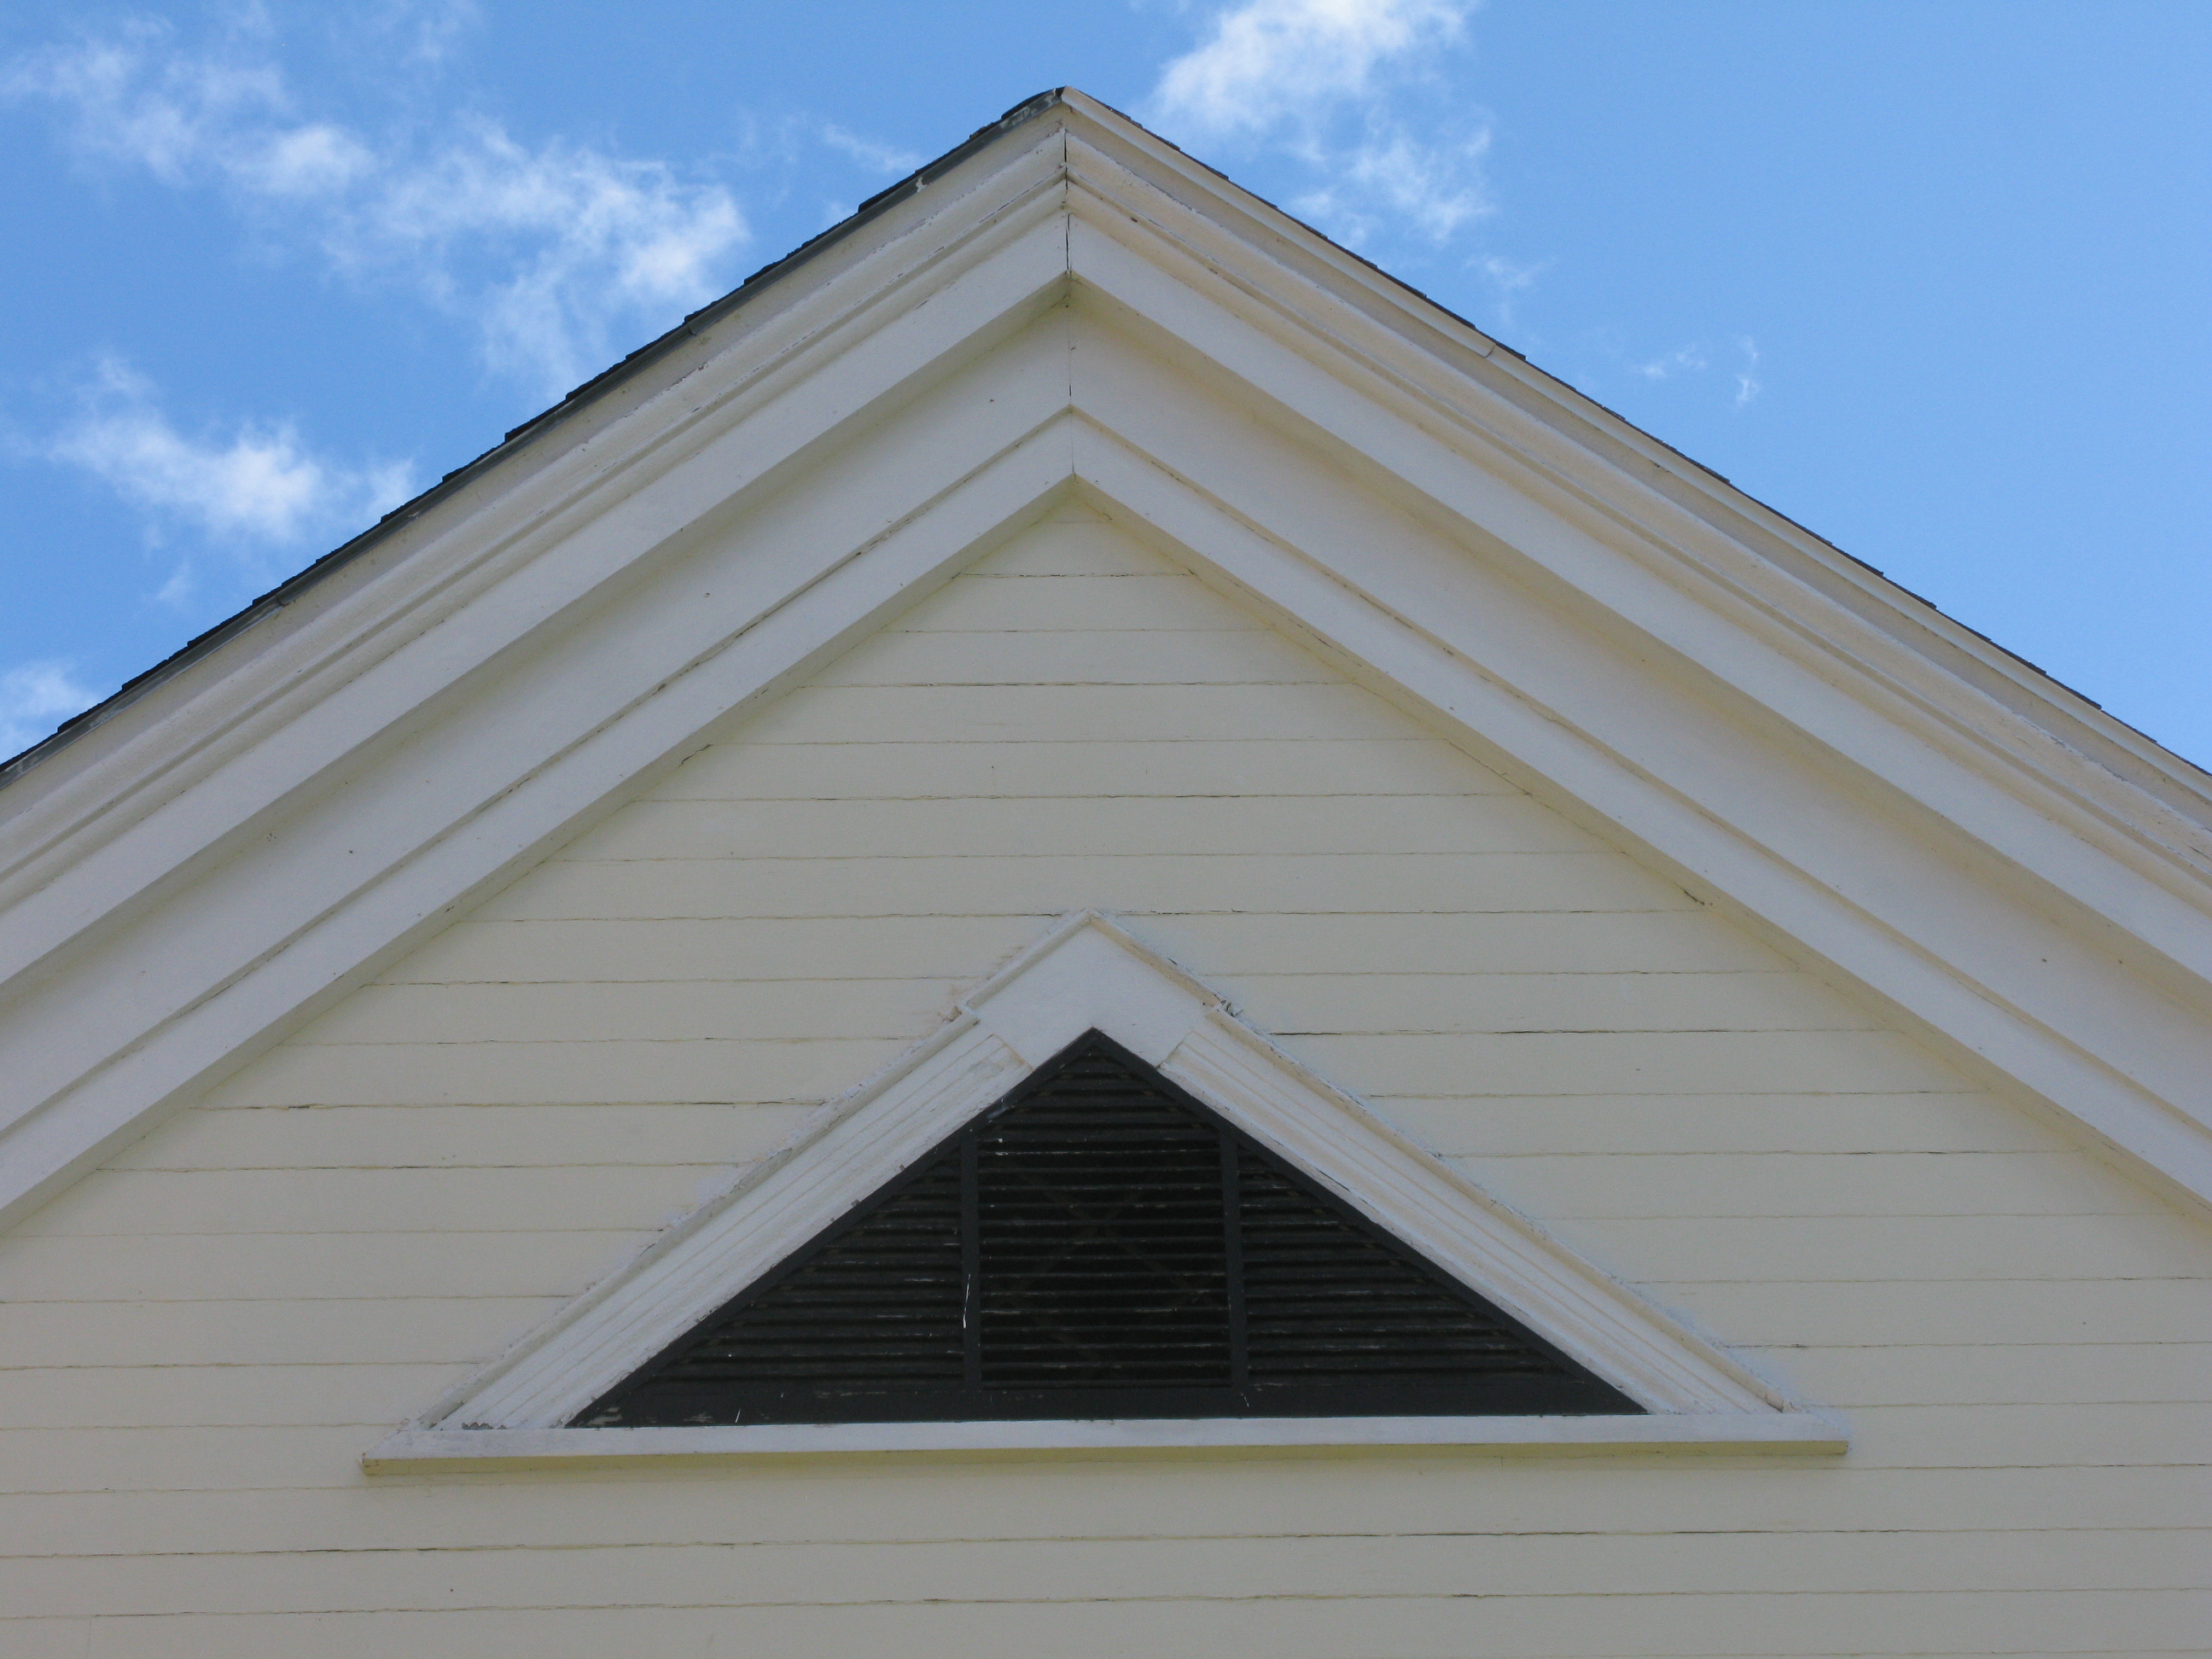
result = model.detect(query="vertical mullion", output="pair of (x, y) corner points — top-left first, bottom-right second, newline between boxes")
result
(961, 1129), (982, 1391)
(1221, 1131), (1248, 1391)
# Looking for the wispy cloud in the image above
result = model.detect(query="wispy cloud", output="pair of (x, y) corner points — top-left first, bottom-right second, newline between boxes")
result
(1472, 253), (1546, 329)
(45, 358), (414, 602)
(5, 20), (751, 395)
(323, 122), (748, 392)
(1624, 335), (1765, 409)
(1150, 0), (1490, 248)
(1637, 343), (1710, 381)
(3, 20), (288, 183)
(0, 660), (102, 757)
(818, 123), (924, 177)
(1733, 335), (1764, 407)
(351, 0), (485, 67)
(1155, 0), (1470, 131)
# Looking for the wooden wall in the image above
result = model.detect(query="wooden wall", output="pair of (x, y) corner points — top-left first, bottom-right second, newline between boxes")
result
(3, 506), (2204, 1656)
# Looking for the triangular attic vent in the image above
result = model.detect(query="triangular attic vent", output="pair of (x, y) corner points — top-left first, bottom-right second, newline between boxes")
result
(579, 1032), (1637, 1426)
(378, 915), (1840, 1463)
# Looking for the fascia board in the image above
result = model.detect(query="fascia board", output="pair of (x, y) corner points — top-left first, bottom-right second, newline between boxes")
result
(1061, 213), (2212, 1010)
(1057, 96), (1507, 381)
(0, 114), (1074, 924)
(0, 103), (1075, 837)
(0, 277), (1070, 1114)
(7, 83), (2209, 1228)
(1060, 253), (2212, 1011)
(421, 913), (1796, 1434)
(1067, 155), (2212, 901)
(0, 195), (1068, 1027)
(1060, 410), (2212, 1207)
(1059, 113), (2212, 884)
(10, 289), (2210, 1231)
(0, 393), (1079, 1229)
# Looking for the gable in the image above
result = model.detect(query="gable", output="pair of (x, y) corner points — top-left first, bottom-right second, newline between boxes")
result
(40, 506), (2158, 1464)
(253, 509), (1837, 1125)
(2, 87), (2209, 1261)
(9, 504), (2197, 1468)
(0, 87), (2204, 1654)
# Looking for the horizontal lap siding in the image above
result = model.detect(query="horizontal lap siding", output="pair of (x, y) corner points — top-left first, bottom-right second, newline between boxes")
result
(383, 909), (1791, 981)
(8, 1594), (2210, 1659)
(6, 1462), (2209, 1550)
(2, 511), (2203, 1656)
(5, 1533), (2209, 1617)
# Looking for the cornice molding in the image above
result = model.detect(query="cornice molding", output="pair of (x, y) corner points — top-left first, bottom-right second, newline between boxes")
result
(1058, 116), (2212, 905)
(1053, 95), (2212, 871)
(4, 91), (2210, 1236)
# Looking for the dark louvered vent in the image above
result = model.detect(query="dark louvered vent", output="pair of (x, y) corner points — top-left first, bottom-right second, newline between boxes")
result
(579, 1033), (1639, 1425)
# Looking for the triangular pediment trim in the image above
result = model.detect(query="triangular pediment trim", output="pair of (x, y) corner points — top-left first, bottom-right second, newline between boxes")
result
(9, 86), (2210, 1273)
(580, 1029), (1644, 1427)
(369, 915), (1841, 1465)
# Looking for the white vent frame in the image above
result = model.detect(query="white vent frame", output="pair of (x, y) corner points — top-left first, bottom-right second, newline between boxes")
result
(369, 913), (1843, 1467)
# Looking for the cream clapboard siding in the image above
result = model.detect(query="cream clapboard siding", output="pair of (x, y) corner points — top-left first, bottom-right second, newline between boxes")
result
(1, 504), (2205, 1657)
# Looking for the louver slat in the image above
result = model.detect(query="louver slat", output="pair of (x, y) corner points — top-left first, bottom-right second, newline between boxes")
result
(578, 1033), (1639, 1425)
(977, 1074), (1231, 1391)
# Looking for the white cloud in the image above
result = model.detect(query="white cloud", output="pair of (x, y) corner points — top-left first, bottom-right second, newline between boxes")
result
(1155, 0), (1470, 136)
(237, 121), (376, 196)
(48, 359), (415, 561)
(327, 120), (748, 391)
(1637, 343), (1710, 381)
(1472, 253), (1546, 328)
(1734, 335), (1764, 407)
(2, 20), (286, 183)
(0, 660), (102, 757)
(352, 0), (484, 67)
(6, 25), (751, 395)
(818, 123), (924, 177)
(1303, 120), (1490, 242)
(1625, 336), (1765, 408)
(1149, 0), (1489, 249)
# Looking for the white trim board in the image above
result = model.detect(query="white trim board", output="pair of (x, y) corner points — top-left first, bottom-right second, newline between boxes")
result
(366, 1414), (1847, 1471)
(6, 87), (2212, 1244)
(402, 913), (1806, 1458)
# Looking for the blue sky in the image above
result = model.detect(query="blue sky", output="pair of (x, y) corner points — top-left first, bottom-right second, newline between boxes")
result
(3, 1), (2206, 766)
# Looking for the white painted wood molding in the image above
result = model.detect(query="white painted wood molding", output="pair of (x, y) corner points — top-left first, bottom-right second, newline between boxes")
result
(414, 914), (1802, 1445)
(9, 86), (2212, 1248)
(365, 1412), (1847, 1472)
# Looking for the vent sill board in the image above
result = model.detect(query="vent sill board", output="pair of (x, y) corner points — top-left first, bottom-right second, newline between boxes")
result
(366, 1412), (1846, 1470)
